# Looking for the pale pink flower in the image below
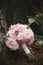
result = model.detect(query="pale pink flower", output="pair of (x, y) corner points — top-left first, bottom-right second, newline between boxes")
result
(16, 28), (34, 45)
(5, 23), (34, 50)
(5, 30), (19, 50)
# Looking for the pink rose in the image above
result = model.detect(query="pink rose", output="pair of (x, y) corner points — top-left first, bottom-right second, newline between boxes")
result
(5, 23), (34, 50)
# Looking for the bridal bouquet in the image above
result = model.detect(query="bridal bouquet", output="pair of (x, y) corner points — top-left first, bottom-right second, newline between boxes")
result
(5, 23), (35, 61)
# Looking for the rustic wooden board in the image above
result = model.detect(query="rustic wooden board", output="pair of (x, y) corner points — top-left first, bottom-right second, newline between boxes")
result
(0, 42), (43, 65)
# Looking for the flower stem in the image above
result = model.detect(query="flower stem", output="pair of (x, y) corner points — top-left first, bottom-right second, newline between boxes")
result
(22, 43), (35, 61)
(27, 53), (35, 61)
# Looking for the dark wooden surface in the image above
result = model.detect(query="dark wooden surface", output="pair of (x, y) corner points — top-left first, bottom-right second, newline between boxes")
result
(0, 1), (43, 65)
(0, 42), (43, 65)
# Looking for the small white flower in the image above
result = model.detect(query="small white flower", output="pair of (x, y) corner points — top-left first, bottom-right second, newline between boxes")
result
(28, 18), (35, 24)
(38, 40), (43, 45)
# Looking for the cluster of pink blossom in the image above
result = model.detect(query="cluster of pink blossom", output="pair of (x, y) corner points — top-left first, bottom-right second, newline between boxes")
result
(5, 23), (34, 50)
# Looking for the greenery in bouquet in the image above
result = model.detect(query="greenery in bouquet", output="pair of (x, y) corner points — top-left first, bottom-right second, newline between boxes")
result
(27, 13), (43, 46)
